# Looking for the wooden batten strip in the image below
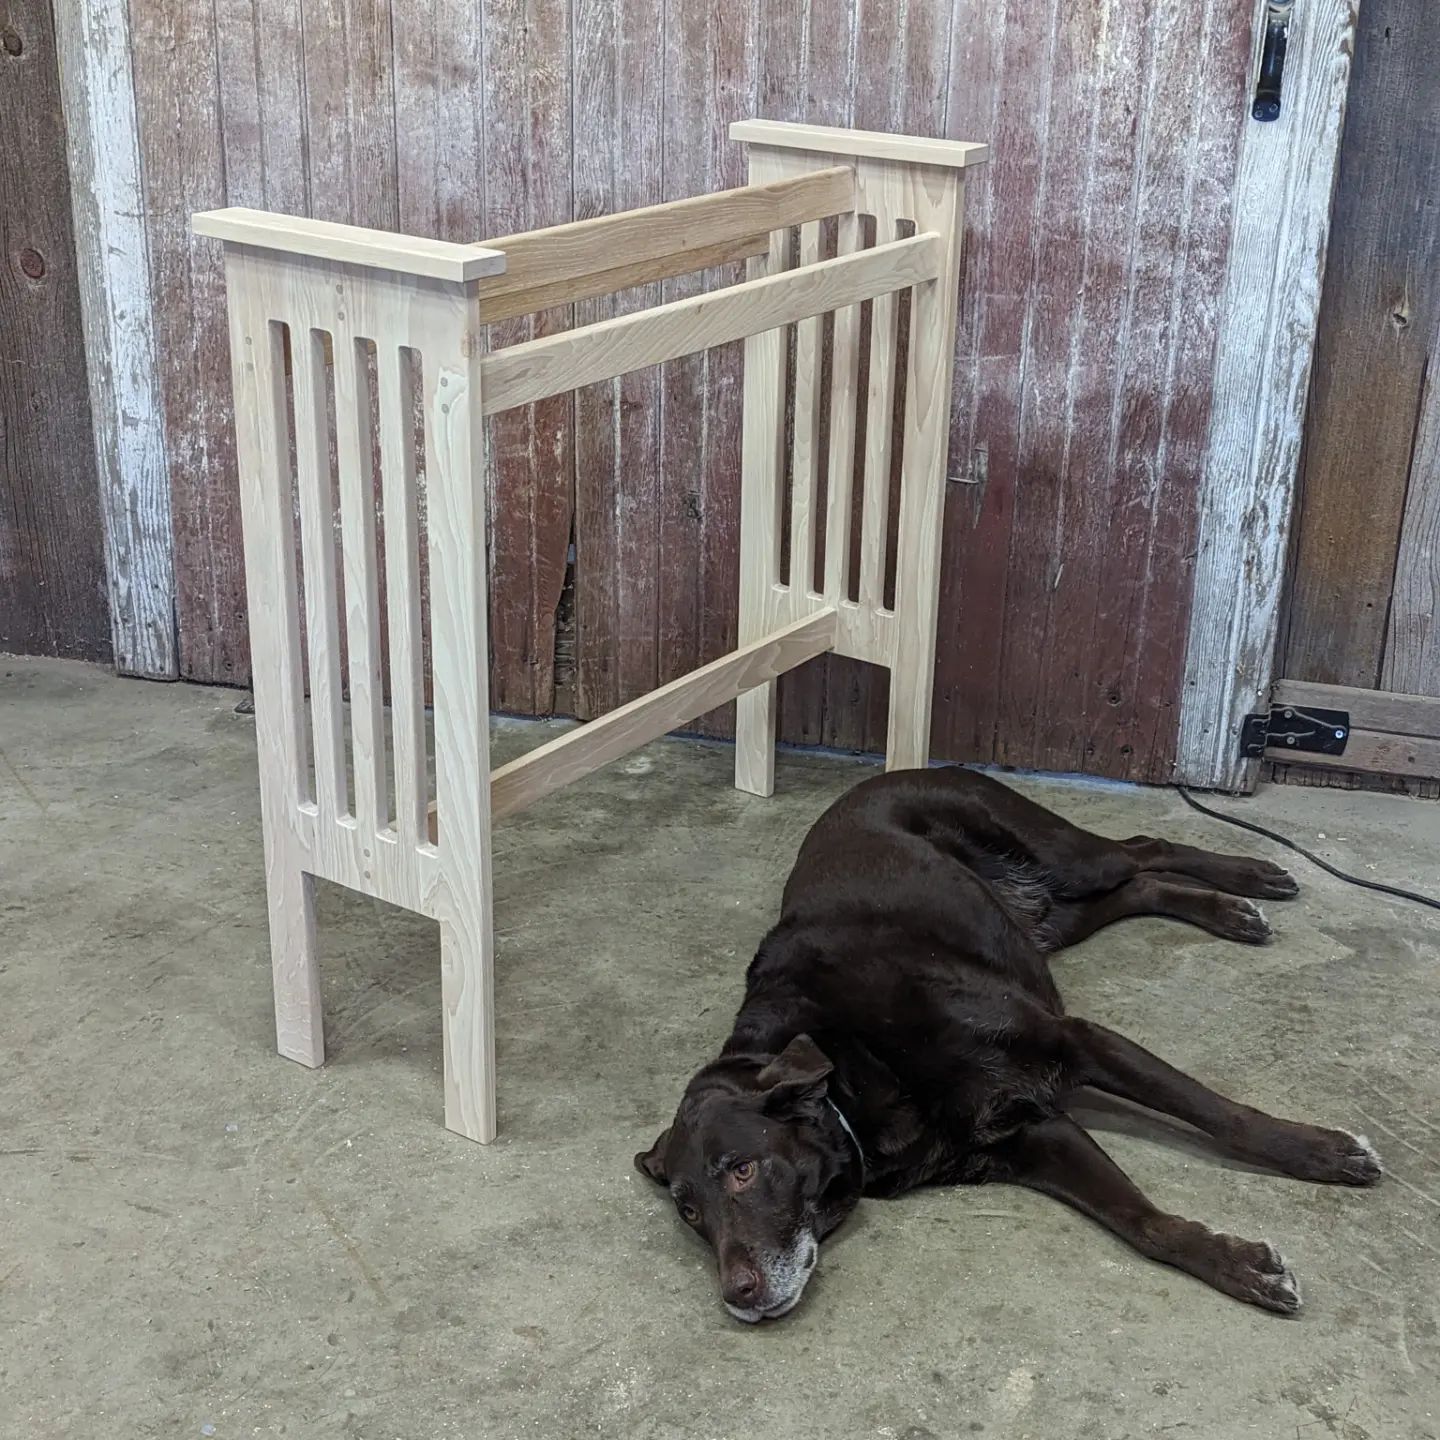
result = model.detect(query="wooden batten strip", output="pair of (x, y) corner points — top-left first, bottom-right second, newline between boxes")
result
(480, 233), (942, 416)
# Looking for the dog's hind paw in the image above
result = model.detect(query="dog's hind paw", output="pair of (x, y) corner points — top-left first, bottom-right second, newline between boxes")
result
(1335, 1132), (1384, 1185)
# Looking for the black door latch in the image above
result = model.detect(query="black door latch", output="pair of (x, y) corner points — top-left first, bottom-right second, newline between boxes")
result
(1240, 704), (1350, 759)
(1252, 0), (1294, 121)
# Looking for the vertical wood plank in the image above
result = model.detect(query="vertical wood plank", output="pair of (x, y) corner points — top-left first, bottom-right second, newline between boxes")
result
(482, 0), (574, 715)
(0, 0), (108, 662)
(1280, 0), (1440, 692)
(129, 0), (247, 683)
(53, 0), (174, 674)
(572, 0), (665, 721)
(1176, 0), (1360, 788)
(1382, 331), (1440, 698)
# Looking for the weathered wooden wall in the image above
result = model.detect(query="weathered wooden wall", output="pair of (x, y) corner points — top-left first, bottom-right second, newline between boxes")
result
(0, 0), (109, 661)
(115, 0), (1258, 781)
(1280, 0), (1440, 701)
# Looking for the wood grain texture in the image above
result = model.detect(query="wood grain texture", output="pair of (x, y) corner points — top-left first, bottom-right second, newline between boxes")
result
(489, 609), (837, 820)
(481, 235), (941, 416)
(116, 0), (1270, 787)
(53, 0), (175, 674)
(129, 0), (243, 683)
(482, 0), (574, 717)
(1271, 678), (1440, 740)
(571, 0), (665, 724)
(1176, 0), (1359, 789)
(0, 0), (109, 662)
(193, 209), (505, 282)
(1384, 350), (1440, 697)
(1281, 0), (1440, 694)
(1263, 730), (1440, 781)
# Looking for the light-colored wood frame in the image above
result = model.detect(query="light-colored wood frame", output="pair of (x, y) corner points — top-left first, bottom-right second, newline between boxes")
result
(194, 119), (985, 1143)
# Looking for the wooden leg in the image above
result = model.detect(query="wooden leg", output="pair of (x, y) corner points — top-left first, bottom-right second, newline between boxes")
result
(266, 857), (323, 1067)
(440, 901), (496, 1144)
(885, 649), (935, 772)
(735, 682), (777, 797)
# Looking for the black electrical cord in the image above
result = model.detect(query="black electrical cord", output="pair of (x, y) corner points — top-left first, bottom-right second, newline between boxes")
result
(1174, 784), (1440, 913)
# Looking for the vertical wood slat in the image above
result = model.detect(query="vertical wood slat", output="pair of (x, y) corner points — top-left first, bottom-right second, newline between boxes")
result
(222, 248), (323, 1066)
(734, 210), (792, 797)
(333, 327), (388, 834)
(858, 280), (900, 616)
(823, 210), (863, 600)
(291, 327), (348, 818)
(378, 346), (428, 846)
(790, 220), (824, 596)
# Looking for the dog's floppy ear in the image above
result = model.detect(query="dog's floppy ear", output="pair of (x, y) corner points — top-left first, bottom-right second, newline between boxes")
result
(634, 1127), (672, 1185)
(756, 1033), (833, 1114)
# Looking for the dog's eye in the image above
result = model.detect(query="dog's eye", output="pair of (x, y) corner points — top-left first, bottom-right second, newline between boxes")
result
(679, 1203), (700, 1224)
(732, 1160), (757, 1184)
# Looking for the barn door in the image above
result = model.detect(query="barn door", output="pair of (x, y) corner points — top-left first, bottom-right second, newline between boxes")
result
(1264, 0), (1440, 793)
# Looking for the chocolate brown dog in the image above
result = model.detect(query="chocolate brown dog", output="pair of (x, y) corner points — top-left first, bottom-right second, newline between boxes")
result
(636, 767), (1381, 1322)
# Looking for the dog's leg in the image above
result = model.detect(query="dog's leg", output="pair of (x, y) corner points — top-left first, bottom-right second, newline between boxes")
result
(1063, 1016), (1382, 1185)
(1120, 835), (1298, 900)
(994, 1116), (1302, 1314)
(1041, 875), (1273, 950)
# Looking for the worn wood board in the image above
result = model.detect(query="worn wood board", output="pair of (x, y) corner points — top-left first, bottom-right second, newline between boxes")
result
(0, 0), (109, 661)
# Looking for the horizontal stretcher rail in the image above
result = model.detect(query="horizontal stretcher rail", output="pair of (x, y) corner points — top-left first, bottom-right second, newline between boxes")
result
(426, 609), (838, 839)
(192, 209), (507, 282)
(480, 233), (943, 415)
(475, 166), (855, 322)
(729, 119), (989, 170)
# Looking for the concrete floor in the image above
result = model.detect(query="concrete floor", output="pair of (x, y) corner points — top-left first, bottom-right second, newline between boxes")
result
(3, 656), (1439, 1440)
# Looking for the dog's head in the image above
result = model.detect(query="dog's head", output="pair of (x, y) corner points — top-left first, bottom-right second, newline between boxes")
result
(635, 1034), (863, 1323)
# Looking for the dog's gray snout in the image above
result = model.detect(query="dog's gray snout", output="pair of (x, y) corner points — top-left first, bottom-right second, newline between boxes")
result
(721, 1261), (762, 1307)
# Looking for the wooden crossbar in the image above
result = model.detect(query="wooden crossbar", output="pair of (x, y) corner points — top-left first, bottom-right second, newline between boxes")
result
(480, 233), (942, 416)
(426, 609), (837, 838)
(475, 166), (854, 322)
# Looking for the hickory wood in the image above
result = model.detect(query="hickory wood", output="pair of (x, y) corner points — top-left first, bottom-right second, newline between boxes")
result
(479, 233), (942, 416)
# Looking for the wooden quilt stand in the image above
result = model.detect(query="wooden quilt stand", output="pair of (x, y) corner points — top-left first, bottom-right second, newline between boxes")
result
(193, 119), (988, 1143)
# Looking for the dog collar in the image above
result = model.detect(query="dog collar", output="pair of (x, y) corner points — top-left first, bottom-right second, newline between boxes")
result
(826, 1095), (865, 1177)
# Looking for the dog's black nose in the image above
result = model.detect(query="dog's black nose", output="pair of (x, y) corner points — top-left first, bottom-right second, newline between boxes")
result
(722, 1263), (763, 1307)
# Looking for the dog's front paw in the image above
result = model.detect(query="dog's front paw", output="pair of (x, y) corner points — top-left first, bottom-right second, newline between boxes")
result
(1210, 896), (1273, 945)
(1211, 1234), (1302, 1316)
(1231, 860), (1300, 900)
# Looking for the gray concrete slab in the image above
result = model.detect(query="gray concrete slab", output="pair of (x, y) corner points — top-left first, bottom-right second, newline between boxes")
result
(2, 655), (1437, 1439)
